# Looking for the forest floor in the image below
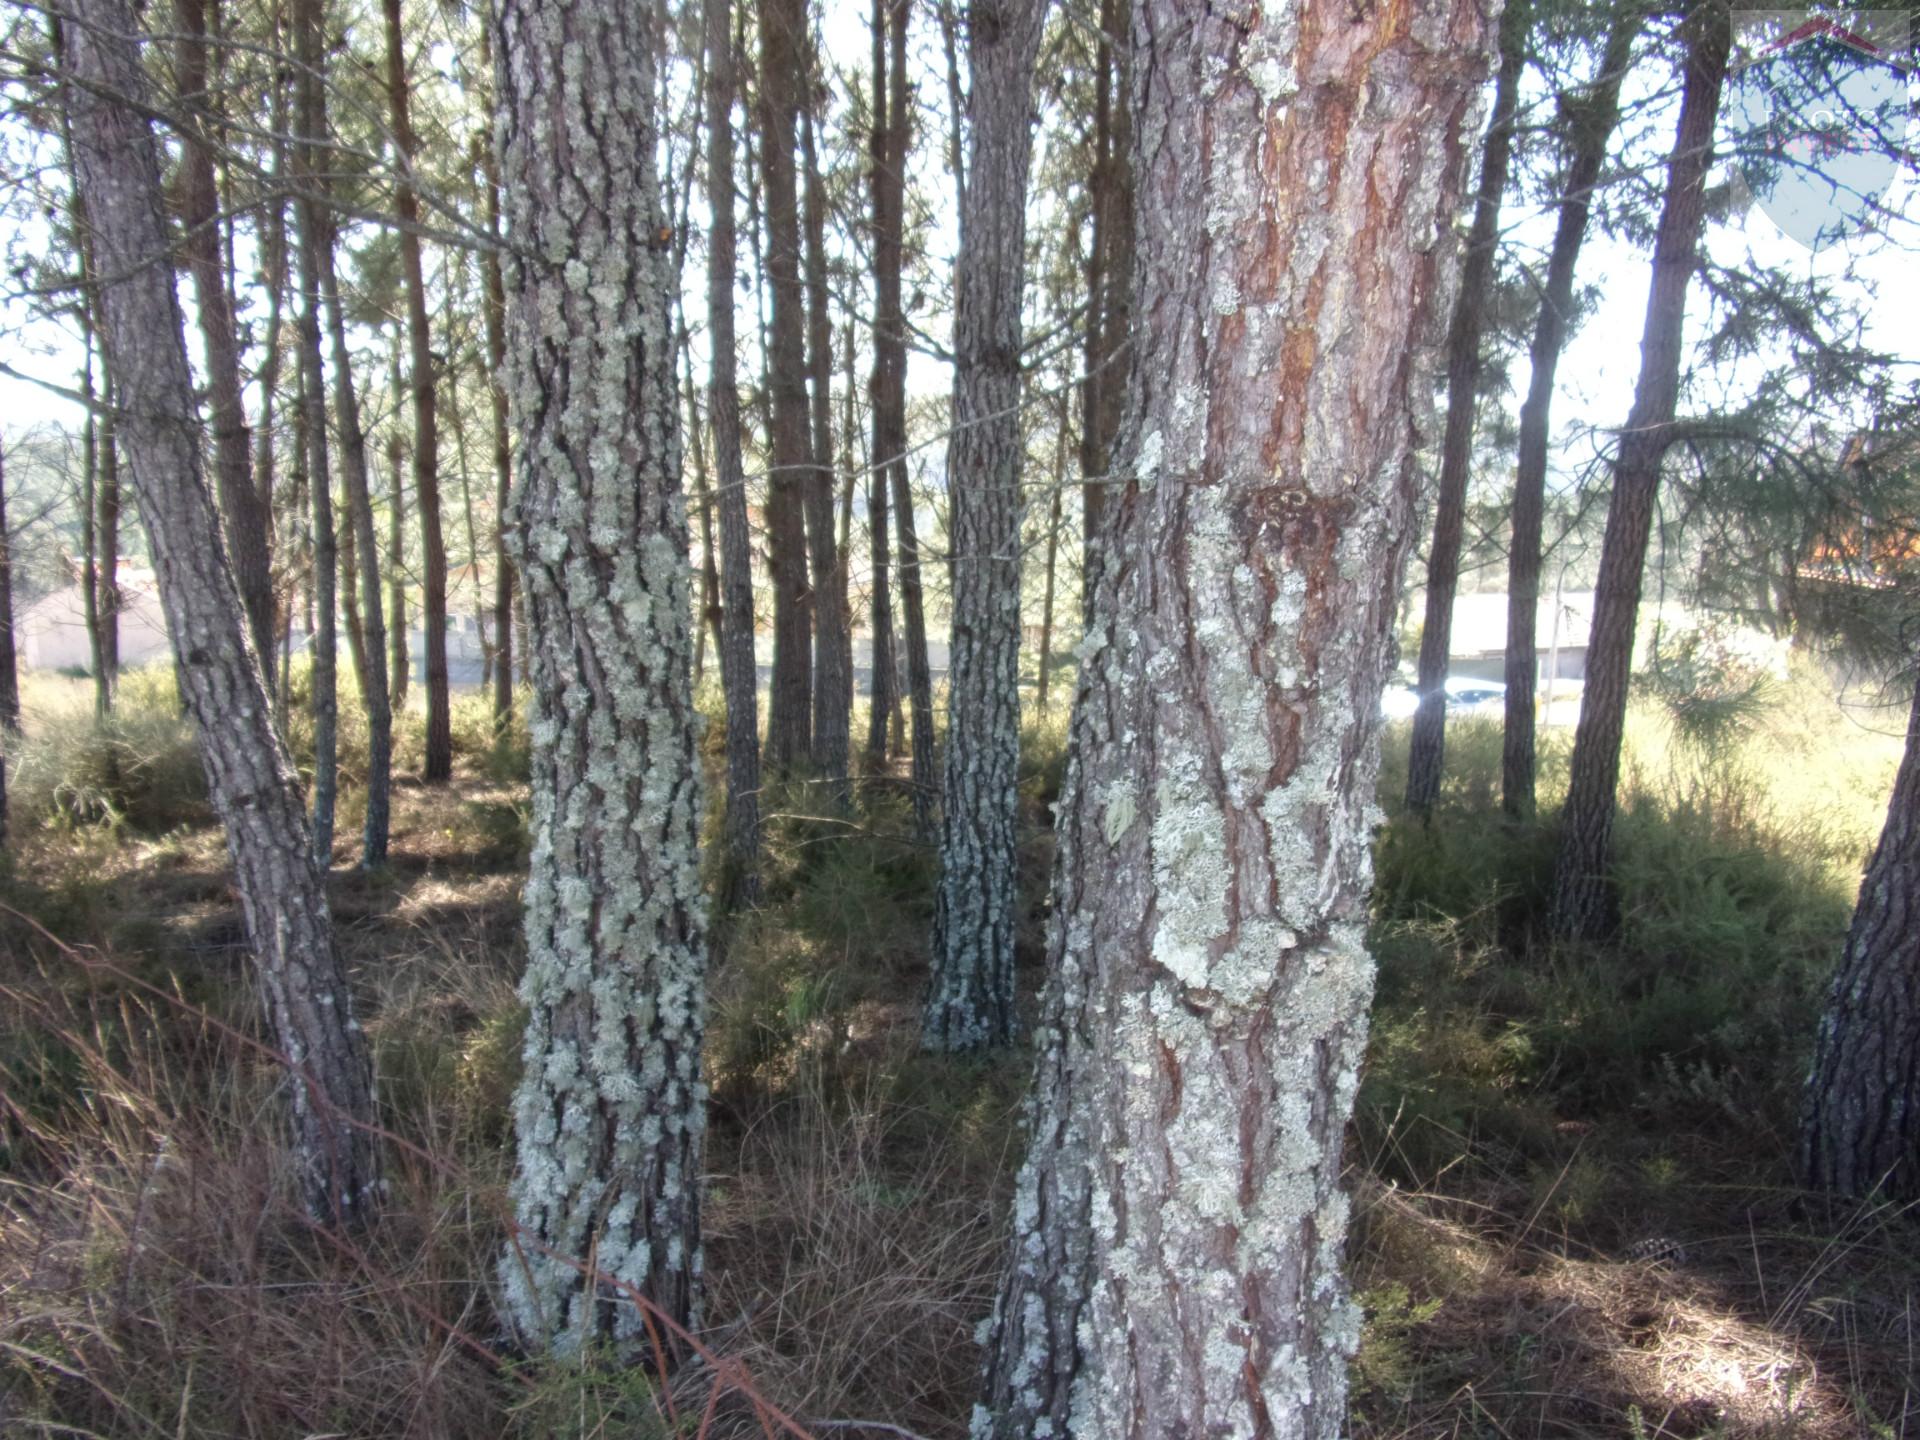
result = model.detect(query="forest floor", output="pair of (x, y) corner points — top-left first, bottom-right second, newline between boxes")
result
(1, 670), (1917, 1439)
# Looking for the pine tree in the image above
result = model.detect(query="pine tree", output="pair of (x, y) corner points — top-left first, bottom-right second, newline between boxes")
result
(61, 0), (379, 1220)
(1550, 3), (1732, 939)
(496, 0), (708, 1348)
(1403, 0), (1528, 816)
(924, 0), (1049, 1051)
(976, 0), (1490, 1429)
(1501, 1), (1639, 817)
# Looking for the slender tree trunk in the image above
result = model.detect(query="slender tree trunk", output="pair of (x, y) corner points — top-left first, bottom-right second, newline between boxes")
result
(1799, 661), (1920, 1201)
(683, 330), (723, 681)
(384, 0), (451, 782)
(321, 229), (393, 865)
(707, 0), (762, 904)
(62, 0), (379, 1220)
(934, 0), (966, 207)
(340, 493), (369, 695)
(976, 0), (1489, 1428)
(925, 0), (1048, 1051)
(1549, 6), (1730, 940)
(0, 446), (17, 845)
(759, 0), (816, 774)
(1502, 4), (1638, 817)
(80, 353), (104, 714)
(881, 0), (936, 833)
(253, 112), (290, 706)
(1404, 0), (1528, 816)
(863, 0), (900, 772)
(293, 0), (337, 867)
(96, 368), (120, 713)
(475, 105), (515, 728)
(1078, 0), (1131, 616)
(176, 0), (275, 677)
(388, 333), (411, 716)
(800, 73), (852, 795)
(496, 0), (708, 1348)
(1036, 397), (1067, 712)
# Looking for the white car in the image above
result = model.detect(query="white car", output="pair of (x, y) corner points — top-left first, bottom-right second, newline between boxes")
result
(1381, 675), (1507, 719)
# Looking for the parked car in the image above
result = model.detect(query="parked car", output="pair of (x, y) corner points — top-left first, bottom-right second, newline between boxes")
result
(1380, 675), (1507, 719)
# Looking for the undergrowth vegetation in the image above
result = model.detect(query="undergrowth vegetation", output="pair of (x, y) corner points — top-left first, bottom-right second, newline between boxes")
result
(2, 664), (1915, 1438)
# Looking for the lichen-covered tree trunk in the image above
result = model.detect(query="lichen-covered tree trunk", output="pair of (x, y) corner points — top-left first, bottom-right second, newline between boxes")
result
(175, 0), (275, 678)
(707, 0), (762, 904)
(1799, 662), (1920, 1201)
(924, 0), (1049, 1052)
(320, 226), (393, 866)
(62, 0), (379, 1221)
(1549, 6), (1729, 940)
(1403, 0), (1527, 817)
(975, 0), (1489, 1431)
(1501, 3), (1637, 818)
(495, 0), (707, 1350)
(384, 0), (451, 784)
(760, 0), (816, 775)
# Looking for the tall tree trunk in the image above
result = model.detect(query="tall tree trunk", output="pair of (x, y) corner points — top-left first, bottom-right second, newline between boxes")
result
(63, 0), (379, 1220)
(96, 366), (121, 713)
(863, 0), (900, 772)
(925, 0), (1048, 1051)
(1035, 395), (1068, 712)
(478, 125), (515, 729)
(176, 0), (276, 677)
(293, 0), (338, 867)
(0, 446), (17, 845)
(707, 0), (762, 904)
(496, 0), (708, 1349)
(1799, 661), (1920, 1201)
(1403, 0), (1528, 816)
(1078, 0), (1131, 616)
(384, 0), (451, 783)
(1501, 4), (1638, 817)
(340, 490), (369, 695)
(387, 332), (411, 716)
(321, 228), (393, 865)
(881, 0), (936, 833)
(252, 57), (291, 704)
(759, 0), (816, 774)
(934, 0), (966, 207)
(976, 0), (1488, 1429)
(800, 70), (852, 795)
(1549, 6), (1730, 940)
(81, 354), (104, 714)
(682, 328), (723, 681)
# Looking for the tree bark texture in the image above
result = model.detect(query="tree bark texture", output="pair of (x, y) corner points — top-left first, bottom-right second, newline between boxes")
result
(1501, 3), (1637, 817)
(924, 0), (1049, 1051)
(707, 0), (763, 904)
(384, 0), (451, 783)
(175, 0), (276, 678)
(62, 0), (379, 1221)
(495, 0), (708, 1351)
(976, 0), (1490, 1431)
(1799, 662), (1920, 1201)
(759, 0), (816, 774)
(1549, 5), (1729, 940)
(387, 335), (410, 716)
(1402, 0), (1527, 816)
